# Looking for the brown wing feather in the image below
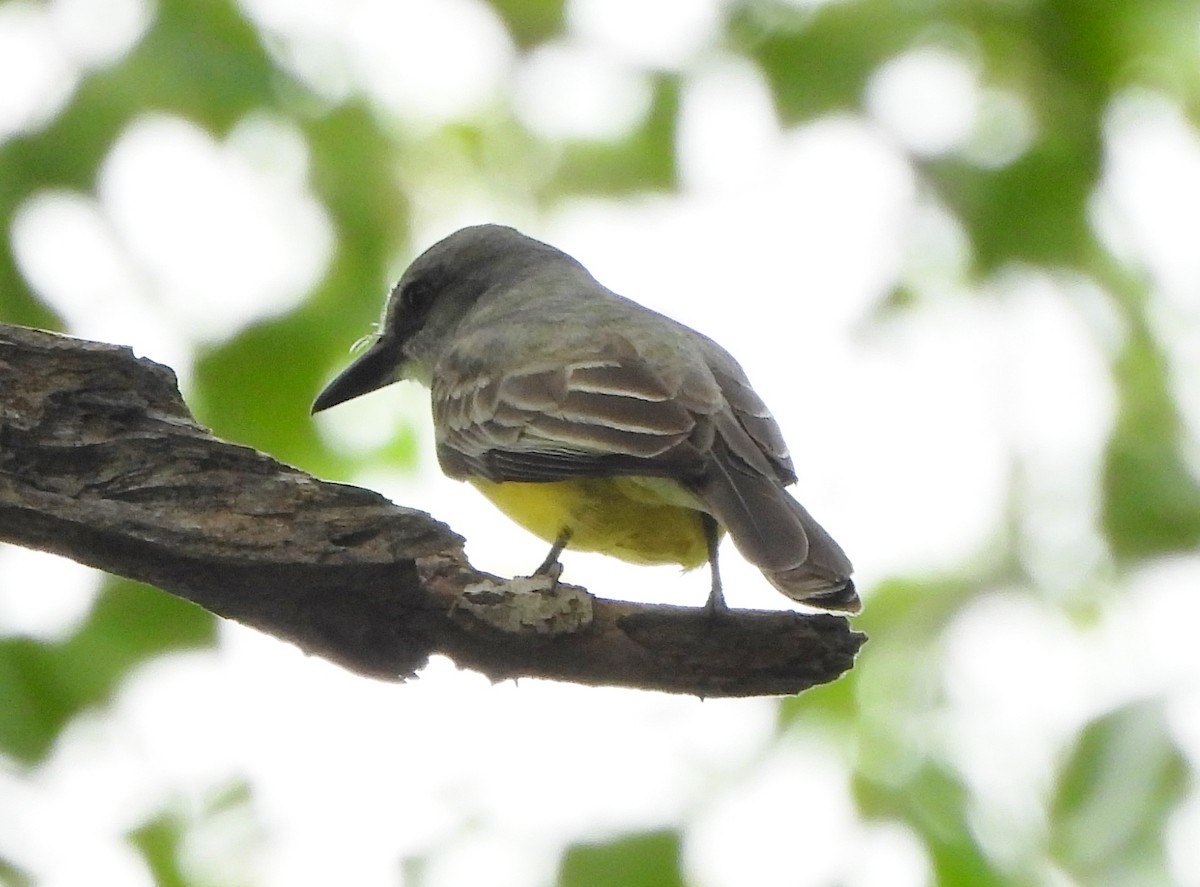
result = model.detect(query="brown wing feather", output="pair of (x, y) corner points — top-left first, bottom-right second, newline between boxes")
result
(696, 347), (854, 597)
(432, 341), (718, 484)
(431, 318), (855, 605)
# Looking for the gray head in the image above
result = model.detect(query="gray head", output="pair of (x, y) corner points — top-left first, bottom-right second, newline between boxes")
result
(312, 224), (580, 413)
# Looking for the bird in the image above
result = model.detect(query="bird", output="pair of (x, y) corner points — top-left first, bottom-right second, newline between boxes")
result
(312, 224), (857, 614)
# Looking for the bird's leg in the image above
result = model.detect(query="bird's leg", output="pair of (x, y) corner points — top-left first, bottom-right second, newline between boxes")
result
(702, 514), (726, 615)
(533, 528), (572, 581)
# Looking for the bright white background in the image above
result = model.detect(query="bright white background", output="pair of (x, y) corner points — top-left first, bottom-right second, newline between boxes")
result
(2, 0), (1199, 885)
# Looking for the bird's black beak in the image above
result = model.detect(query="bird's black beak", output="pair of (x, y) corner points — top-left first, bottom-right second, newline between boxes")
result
(311, 337), (402, 414)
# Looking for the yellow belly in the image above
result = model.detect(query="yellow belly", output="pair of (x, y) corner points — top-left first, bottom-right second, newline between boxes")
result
(469, 476), (716, 569)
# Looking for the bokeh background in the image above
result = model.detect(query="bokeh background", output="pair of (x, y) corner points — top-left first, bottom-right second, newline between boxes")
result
(2, 0), (1200, 884)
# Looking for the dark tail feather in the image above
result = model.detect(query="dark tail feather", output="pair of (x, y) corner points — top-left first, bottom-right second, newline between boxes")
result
(699, 461), (857, 612)
(762, 496), (858, 612)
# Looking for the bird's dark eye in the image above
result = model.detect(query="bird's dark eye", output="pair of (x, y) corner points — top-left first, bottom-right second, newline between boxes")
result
(400, 265), (449, 318)
(402, 280), (435, 313)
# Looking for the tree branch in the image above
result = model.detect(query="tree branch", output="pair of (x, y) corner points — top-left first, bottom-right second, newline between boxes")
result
(0, 323), (864, 697)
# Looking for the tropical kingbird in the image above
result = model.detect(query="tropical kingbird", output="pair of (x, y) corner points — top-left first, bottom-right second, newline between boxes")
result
(312, 224), (857, 613)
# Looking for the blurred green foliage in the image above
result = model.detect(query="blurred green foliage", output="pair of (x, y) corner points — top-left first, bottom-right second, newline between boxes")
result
(554, 74), (681, 195)
(1104, 322), (1200, 557)
(2, 0), (1198, 884)
(0, 855), (32, 887)
(0, 579), (213, 765)
(130, 814), (196, 887)
(1051, 702), (1188, 886)
(128, 782), (260, 887)
(558, 830), (685, 887)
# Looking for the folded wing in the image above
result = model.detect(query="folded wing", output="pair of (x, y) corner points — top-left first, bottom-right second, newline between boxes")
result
(432, 328), (856, 609)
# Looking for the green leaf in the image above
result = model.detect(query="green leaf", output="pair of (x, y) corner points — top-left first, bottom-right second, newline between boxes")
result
(108, 0), (280, 130)
(557, 830), (684, 887)
(0, 854), (34, 887)
(728, 0), (920, 124)
(128, 814), (192, 887)
(485, 0), (566, 49)
(0, 0), (284, 332)
(0, 577), (214, 764)
(855, 763), (1010, 887)
(928, 137), (1099, 273)
(304, 101), (411, 275)
(553, 74), (679, 196)
(1102, 323), (1200, 558)
(128, 782), (258, 887)
(1050, 701), (1188, 886)
(192, 314), (344, 466)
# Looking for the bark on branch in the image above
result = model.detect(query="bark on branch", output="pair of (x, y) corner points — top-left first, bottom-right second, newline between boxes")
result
(0, 323), (864, 697)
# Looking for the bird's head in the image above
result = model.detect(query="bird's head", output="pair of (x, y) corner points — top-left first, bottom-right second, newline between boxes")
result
(312, 224), (565, 413)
